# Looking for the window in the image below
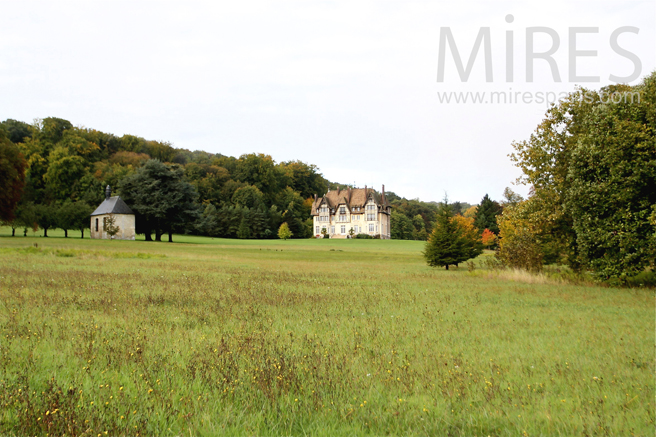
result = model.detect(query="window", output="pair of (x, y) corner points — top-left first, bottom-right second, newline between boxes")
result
(367, 204), (376, 211)
(103, 217), (107, 229)
(367, 213), (375, 221)
(316, 226), (320, 234)
(341, 225), (346, 234)
(369, 223), (374, 233)
(353, 226), (358, 233)
(95, 218), (98, 232)
(339, 206), (346, 214)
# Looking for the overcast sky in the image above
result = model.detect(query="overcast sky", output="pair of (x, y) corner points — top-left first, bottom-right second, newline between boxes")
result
(2, 0), (654, 204)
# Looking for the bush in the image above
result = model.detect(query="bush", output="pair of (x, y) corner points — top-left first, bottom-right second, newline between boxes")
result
(354, 233), (373, 239)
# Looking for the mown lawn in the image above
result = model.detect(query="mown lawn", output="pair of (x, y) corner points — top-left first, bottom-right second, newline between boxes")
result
(0, 229), (653, 436)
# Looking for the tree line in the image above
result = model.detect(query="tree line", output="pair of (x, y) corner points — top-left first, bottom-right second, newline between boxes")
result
(495, 72), (655, 281)
(0, 116), (485, 243)
(425, 72), (654, 281)
(0, 117), (330, 241)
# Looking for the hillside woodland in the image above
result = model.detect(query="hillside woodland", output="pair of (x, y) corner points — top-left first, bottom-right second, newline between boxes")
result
(1, 72), (654, 281)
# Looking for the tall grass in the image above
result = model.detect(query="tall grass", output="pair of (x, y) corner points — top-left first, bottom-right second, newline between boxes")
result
(0, 231), (653, 436)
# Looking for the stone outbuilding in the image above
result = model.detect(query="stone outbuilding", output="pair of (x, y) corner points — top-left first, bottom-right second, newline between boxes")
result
(90, 186), (136, 240)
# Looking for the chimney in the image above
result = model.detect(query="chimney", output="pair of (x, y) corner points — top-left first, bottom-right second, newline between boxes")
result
(347, 187), (351, 203)
(105, 185), (111, 200)
(382, 184), (386, 202)
(314, 193), (317, 201)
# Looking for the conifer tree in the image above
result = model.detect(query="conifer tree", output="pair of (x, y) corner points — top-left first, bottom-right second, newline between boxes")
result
(424, 199), (483, 269)
(474, 194), (501, 234)
(423, 200), (463, 270)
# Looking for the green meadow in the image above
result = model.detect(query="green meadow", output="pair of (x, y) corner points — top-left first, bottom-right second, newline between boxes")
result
(0, 229), (653, 436)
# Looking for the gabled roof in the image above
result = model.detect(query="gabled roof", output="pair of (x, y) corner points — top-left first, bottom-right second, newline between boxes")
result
(311, 187), (390, 215)
(91, 196), (134, 216)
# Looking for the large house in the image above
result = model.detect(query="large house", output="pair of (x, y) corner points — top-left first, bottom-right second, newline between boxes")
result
(311, 186), (391, 239)
(90, 185), (136, 240)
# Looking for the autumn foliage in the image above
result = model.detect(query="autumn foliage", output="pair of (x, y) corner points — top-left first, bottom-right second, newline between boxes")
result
(424, 202), (483, 270)
(481, 228), (497, 248)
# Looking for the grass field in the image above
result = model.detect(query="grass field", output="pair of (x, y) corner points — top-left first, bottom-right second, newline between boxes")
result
(0, 228), (653, 436)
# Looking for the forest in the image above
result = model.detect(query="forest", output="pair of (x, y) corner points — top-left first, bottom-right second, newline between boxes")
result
(0, 116), (466, 242)
(1, 72), (654, 281)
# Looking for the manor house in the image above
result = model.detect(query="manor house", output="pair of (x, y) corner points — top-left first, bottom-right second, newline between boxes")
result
(311, 186), (391, 239)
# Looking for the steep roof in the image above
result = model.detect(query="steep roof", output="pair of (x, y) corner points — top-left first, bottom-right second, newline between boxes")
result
(311, 187), (390, 215)
(90, 196), (134, 216)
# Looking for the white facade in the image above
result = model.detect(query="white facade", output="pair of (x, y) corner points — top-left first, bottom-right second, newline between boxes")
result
(311, 187), (391, 239)
(90, 214), (136, 240)
(90, 188), (136, 240)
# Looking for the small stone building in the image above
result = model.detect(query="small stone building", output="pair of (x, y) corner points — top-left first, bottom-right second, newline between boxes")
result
(90, 186), (136, 240)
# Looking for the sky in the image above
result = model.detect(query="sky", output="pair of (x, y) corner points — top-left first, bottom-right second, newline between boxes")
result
(1, 0), (654, 204)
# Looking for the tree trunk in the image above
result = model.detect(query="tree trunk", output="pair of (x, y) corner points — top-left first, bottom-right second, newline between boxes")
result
(80, 228), (84, 238)
(43, 228), (48, 237)
(155, 229), (162, 241)
(445, 264), (449, 270)
(168, 231), (173, 243)
(64, 229), (68, 238)
(11, 227), (15, 237)
(23, 228), (27, 237)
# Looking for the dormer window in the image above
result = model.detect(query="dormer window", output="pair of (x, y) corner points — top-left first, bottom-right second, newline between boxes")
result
(339, 206), (346, 214)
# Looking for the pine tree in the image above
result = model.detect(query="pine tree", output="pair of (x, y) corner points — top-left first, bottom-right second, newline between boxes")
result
(424, 200), (483, 269)
(237, 214), (252, 239)
(474, 194), (502, 234)
(423, 201), (463, 270)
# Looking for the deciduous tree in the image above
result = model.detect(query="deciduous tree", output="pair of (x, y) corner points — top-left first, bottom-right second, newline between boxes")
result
(119, 160), (199, 242)
(507, 72), (656, 278)
(481, 228), (497, 248)
(278, 222), (292, 240)
(0, 129), (26, 222)
(35, 204), (58, 237)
